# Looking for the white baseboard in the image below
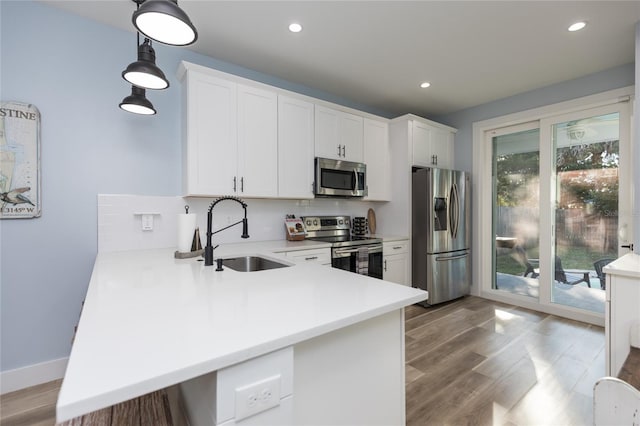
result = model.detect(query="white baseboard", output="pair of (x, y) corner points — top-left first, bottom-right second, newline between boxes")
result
(1, 357), (68, 394)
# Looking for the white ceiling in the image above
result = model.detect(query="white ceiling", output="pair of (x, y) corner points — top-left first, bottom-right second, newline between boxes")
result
(43, 1), (640, 118)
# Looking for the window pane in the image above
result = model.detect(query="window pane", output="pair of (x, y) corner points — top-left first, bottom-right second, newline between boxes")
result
(551, 113), (619, 313)
(492, 128), (540, 299)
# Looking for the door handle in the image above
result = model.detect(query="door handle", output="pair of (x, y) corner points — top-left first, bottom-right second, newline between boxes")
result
(233, 176), (237, 192)
(436, 253), (468, 261)
(621, 243), (634, 251)
(384, 259), (387, 271)
(240, 177), (244, 192)
(337, 144), (342, 157)
(342, 145), (346, 157)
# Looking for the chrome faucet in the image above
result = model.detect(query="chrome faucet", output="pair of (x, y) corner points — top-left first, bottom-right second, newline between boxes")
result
(204, 196), (249, 266)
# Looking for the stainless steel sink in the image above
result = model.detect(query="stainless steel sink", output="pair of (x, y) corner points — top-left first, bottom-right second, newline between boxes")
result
(220, 255), (290, 272)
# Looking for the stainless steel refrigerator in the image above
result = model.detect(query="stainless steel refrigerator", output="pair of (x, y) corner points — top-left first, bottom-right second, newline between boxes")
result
(412, 167), (470, 305)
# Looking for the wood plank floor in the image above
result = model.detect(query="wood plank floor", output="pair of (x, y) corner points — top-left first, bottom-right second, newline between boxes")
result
(405, 296), (605, 426)
(1, 296), (605, 426)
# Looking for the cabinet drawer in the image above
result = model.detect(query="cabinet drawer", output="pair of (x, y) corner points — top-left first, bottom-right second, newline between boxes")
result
(383, 241), (408, 255)
(285, 248), (331, 265)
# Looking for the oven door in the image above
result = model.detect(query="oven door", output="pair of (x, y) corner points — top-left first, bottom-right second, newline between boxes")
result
(332, 244), (383, 279)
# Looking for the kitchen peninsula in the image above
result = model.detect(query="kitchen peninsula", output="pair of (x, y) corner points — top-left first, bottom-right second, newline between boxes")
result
(56, 241), (427, 425)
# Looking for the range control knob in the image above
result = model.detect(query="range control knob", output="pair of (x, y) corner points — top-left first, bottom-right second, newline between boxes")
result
(313, 219), (318, 226)
(338, 219), (344, 225)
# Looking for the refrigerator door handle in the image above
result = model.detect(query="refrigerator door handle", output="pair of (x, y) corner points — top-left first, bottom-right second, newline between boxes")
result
(449, 183), (459, 240)
(436, 253), (469, 261)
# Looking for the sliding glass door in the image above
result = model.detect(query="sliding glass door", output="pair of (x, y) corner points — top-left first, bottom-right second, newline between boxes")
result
(491, 123), (540, 299)
(542, 106), (630, 313)
(489, 102), (631, 317)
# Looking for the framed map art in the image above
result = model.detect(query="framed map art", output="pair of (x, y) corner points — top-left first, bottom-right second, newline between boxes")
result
(0, 101), (41, 219)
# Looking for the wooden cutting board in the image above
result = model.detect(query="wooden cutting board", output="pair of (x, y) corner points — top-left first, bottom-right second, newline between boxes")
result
(367, 208), (376, 234)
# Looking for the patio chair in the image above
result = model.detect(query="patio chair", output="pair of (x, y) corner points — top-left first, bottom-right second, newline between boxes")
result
(524, 255), (592, 287)
(593, 258), (615, 290)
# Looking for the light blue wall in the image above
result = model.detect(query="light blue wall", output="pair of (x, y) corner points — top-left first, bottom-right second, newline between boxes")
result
(435, 63), (635, 172)
(0, 1), (393, 373)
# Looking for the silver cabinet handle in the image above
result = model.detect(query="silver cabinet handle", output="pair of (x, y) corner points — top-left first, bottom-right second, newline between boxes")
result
(305, 256), (318, 261)
(393, 246), (403, 250)
(240, 176), (244, 193)
(233, 176), (237, 192)
(384, 259), (387, 271)
(342, 145), (346, 157)
(337, 144), (342, 157)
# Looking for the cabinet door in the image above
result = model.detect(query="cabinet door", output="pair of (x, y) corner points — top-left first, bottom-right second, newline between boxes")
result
(384, 254), (409, 285)
(315, 105), (363, 162)
(431, 127), (453, 169)
(237, 84), (278, 197)
(363, 119), (390, 201)
(383, 241), (409, 285)
(411, 121), (433, 167)
(184, 72), (237, 195)
(340, 111), (363, 162)
(278, 96), (314, 199)
(315, 105), (341, 160)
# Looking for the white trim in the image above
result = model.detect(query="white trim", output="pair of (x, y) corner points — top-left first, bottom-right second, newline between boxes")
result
(1, 357), (68, 394)
(472, 86), (634, 321)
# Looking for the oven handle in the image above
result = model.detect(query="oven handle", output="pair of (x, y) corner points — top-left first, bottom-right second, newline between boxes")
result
(333, 245), (382, 257)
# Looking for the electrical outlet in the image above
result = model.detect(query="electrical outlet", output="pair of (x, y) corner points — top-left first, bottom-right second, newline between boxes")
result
(141, 214), (154, 231)
(235, 375), (281, 421)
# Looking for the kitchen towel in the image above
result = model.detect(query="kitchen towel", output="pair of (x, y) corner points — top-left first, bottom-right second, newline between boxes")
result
(177, 213), (197, 253)
(357, 247), (369, 276)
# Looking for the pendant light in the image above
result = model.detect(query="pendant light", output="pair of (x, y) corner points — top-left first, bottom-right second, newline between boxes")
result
(132, 0), (198, 46)
(122, 37), (169, 90)
(119, 86), (157, 115)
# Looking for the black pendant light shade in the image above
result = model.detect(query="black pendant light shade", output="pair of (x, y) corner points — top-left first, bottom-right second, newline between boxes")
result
(119, 86), (157, 115)
(132, 0), (198, 46)
(122, 38), (169, 90)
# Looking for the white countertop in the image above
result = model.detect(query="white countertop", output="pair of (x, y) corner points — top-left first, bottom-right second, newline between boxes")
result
(604, 253), (640, 279)
(57, 242), (426, 422)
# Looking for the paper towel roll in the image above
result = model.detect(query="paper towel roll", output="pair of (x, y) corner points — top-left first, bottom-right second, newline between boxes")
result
(177, 213), (197, 253)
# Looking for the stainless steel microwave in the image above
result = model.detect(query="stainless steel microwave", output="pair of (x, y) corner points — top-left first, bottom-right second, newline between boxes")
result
(314, 157), (367, 197)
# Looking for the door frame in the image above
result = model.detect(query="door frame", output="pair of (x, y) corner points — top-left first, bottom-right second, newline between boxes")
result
(472, 86), (634, 326)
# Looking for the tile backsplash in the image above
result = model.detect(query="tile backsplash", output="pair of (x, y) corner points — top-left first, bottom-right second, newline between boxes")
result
(98, 194), (383, 253)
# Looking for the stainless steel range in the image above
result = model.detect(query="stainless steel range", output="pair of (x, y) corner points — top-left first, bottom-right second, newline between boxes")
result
(302, 215), (383, 279)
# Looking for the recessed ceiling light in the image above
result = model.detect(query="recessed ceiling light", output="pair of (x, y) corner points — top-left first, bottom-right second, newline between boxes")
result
(568, 21), (586, 32)
(420, 82), (431, 88)
(289, 23), (302, 33)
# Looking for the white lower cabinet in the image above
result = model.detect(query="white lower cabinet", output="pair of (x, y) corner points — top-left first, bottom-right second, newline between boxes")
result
(383, 240), (409, 286)
(605, 265), (640, 376)
(284, 248), (331, 266)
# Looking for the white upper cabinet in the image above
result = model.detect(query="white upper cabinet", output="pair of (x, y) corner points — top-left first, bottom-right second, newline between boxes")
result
(237, 84), (278, 197)
(363, 118), (391, 201)
(181, 69), (238, 196)
(179, 63), (278, 197)
(179, 61), (391, 200)
(410, 117), (455, 169)
(278, 95), (315, 199)
(315, 105), (363, 162)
